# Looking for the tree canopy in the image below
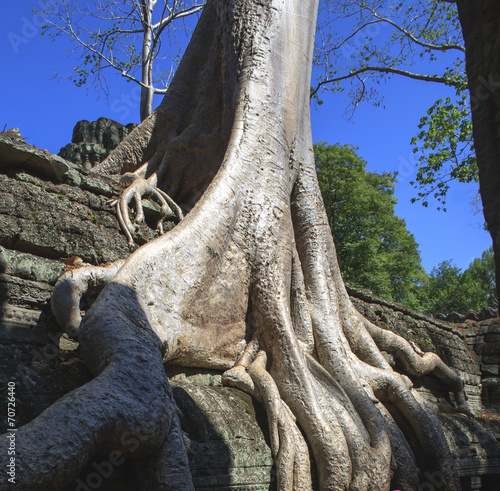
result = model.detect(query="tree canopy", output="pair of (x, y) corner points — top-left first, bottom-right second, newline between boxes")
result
(316, 142), (495, 316)
(418, 247), (497, 315)
(314, 0), (477, 210)
(315, 142), (425, 307)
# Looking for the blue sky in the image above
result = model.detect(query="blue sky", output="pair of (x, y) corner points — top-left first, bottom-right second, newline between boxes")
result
(1, 2), (492, 273)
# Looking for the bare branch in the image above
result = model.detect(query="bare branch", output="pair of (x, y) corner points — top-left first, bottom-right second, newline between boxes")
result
(365, 5), (465, 53)
(325, 19), (384, 54)
(38, 0), (206, 118)
(311, 66), (464, 98)
(152, 4), (205, 32)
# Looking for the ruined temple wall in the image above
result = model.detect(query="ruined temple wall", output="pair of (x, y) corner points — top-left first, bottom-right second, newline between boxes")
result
(346, 287), (500, 488)
(0, 129), (276, 490)
(1, 127), (499, 489)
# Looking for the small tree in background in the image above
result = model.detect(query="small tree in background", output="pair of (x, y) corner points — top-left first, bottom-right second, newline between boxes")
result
(315, 141), (426, 307)
(37, 0), (205, 121)
(419, 260), (470, 315)
(418, 247), (497, 315)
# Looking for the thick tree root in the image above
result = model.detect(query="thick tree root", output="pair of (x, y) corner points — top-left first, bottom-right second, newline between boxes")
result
(242, 351), (310, 490)
(0, 284), (192, 489)
(223, 304), (466, 491)
(135, 411), (194, 491)
(2, 1), (473, 490)
(51, 259), (125, 338)
(361, 317), (475, 417)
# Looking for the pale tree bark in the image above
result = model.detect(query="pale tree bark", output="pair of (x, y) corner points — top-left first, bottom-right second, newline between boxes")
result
(140, 0), (155, 121)
(456, 0), (500, 298)
(1, 1), (471, 490)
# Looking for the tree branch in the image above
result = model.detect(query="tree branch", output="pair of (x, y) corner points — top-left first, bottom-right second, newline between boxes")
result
(366, 5), (465, 53)
(118, 70), (167, 93)
(311, 66), (465, 98)
(324, 19), (384, 54)
(152, 4), (205, 32)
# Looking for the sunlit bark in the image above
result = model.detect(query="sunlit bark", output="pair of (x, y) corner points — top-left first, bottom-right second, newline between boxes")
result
(0, 1), (471, 489)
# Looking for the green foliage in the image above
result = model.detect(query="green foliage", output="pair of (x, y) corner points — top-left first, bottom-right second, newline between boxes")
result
(462, 247), (498, 307)
(417, 247), (497, 315)
(315, 142), (425, 307)
(315, 1), (475, 210)
(87, 210), (98, 223)
(315, 142), (494, 315)
(410, 91), (477, 211)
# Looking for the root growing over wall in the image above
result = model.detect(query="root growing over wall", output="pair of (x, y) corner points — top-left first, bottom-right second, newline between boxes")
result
(1, 1), (472, 490)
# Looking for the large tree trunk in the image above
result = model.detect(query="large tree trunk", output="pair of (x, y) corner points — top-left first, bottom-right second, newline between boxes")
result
(1, 1), (470, 489)
(456, 0), (500, 298)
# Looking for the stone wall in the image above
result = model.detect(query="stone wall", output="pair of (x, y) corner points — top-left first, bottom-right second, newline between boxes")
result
(1, 126), (499, 490)
(347, 286), (500, 490)
(0, 128), (275, 490)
